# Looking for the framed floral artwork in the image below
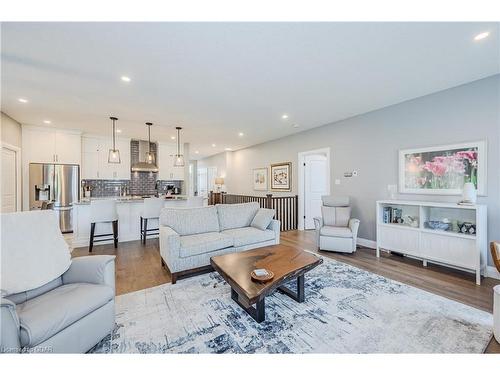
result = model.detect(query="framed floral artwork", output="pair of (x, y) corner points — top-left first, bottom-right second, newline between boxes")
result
(270, 162), (292, 191)
(399, 141), (486, 195)
(253, 168), (268, 191)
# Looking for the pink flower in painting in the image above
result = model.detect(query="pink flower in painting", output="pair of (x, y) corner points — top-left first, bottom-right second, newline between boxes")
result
(423, 160), (447, 177)
(456, 150), (477, 162)
(455, 150), (478, 168)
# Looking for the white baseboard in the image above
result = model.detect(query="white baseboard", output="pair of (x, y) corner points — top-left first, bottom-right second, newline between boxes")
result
(486, 266), (500, 280)
(357, 238), (377, 249)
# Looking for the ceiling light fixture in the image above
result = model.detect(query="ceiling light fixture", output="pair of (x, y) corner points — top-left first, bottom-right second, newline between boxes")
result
(474, 31), (490, 41)
(145, 122), (155, 164)
(121, 76), (131, 82)
(171, 136), (176, 140)
(195, 150), (199, 154)
(18, 98), (28, 103)
(43, 120), (51, 124)
(108, 117), (121, 164)
(281, 114), (289, 119)
(238, 132), (244, 137)
(173, 127), (185, 167)
(116, 129), (122, 133)
(212, 143), (216, 147)
(225, 148), (232, 151)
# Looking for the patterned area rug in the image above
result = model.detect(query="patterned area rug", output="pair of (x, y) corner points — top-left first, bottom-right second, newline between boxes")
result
(92, 256), (492, 353)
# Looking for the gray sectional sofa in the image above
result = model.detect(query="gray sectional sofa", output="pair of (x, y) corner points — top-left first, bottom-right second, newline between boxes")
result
(159, 202), (280, 283)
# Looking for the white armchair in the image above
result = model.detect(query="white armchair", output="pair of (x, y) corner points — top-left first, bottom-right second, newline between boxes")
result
(313, 196), (360, 253)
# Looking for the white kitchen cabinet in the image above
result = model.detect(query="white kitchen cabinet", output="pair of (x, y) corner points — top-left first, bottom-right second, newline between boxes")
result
(55, 131), (82, 164)
(81, 135), (130, 180)
(157, 142), (185, 181)
(22, 125), (81, 165)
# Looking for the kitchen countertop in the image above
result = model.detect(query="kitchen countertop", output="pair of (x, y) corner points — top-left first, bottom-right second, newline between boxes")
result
(74, 195), (188, 205)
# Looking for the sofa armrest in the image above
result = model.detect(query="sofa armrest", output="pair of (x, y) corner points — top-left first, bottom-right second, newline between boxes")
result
(159, 226), (181, 272)
(267, 219), (280, 244)
(1, 298), (21, 353)
(62, 255), (116, 293)
(349, 218), (360, 240)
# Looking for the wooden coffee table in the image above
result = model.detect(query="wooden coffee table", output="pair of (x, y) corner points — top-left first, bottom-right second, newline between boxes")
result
(210, 245), (323, 323)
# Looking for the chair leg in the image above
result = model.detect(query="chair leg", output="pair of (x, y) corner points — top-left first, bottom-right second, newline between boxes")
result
(143, 218), (148, 244)
(89, 222), (96, 252)
(112, 220), (118, 248)
(171, 272), (177, 284)
(140, 217), (143, 242)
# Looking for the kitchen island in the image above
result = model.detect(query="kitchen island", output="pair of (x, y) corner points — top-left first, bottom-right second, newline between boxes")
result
(72, 196), (204, 248)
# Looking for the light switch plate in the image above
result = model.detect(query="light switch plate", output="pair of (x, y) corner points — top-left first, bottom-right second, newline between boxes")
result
(335, 179), (341, 185)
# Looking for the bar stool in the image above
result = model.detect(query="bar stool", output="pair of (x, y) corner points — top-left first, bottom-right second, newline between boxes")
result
(89, 200), (118, 252)
(140, 197), (164, 244)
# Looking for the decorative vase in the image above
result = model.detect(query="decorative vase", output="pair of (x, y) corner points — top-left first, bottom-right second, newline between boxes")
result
(462, 182), (477, 204)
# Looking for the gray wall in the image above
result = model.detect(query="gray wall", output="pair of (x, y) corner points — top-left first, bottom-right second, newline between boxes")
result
(200, 75), (500, 264)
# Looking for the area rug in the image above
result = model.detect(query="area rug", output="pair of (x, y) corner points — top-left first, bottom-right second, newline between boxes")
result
(92, 256), (492, 353)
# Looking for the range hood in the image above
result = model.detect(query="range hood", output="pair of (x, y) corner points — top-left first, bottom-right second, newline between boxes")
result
(131, 140), (159, 172)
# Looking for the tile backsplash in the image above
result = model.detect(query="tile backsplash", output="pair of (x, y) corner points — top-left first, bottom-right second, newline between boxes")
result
(82, 176), (183, 197)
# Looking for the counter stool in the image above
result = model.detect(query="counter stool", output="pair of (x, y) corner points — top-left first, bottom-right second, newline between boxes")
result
(140, 197), (164, 244)
(89, 200), (118, 252)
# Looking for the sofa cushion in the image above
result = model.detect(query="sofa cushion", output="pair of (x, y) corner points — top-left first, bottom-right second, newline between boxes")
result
(320, 226), (353, 238)
(251, 208), (275, 230)
(216, 202), (260, 231)
(222, 227), (276, 247)
(160, 206), (219, 236)
(179, 232), (233, 258)
(16, 283), (114, 347)
(321, 206), (351, 227)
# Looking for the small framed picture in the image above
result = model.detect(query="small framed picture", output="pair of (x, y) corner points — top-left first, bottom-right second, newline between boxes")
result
(270, 162), (292, 191)
(253, 168), (268, 191)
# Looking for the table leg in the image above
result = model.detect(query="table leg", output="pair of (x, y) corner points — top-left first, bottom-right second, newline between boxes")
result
(278, 274), (305, 303)
(231, 288), (265, 323)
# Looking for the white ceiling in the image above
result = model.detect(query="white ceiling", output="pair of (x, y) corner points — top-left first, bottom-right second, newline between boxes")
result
(1, 22), (499, 159)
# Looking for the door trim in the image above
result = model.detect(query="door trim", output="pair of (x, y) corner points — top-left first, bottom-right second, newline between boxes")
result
(297, 147), (331, 230)
(1, 142), (22, 212)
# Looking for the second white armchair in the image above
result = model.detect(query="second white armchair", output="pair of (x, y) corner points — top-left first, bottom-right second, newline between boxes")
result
(313, 196), (360, 253)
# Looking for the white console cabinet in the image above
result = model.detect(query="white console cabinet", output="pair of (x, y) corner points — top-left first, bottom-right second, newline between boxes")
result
(376, 200), (487, 285)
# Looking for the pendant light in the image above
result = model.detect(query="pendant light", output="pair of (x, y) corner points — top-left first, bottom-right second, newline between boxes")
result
(145, 122), (155, 164)
(173, 126), (185, 167)
(108, 116), (121, 163)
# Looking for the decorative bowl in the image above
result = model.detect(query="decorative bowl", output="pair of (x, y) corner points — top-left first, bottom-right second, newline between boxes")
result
(424, 221), (451, 231)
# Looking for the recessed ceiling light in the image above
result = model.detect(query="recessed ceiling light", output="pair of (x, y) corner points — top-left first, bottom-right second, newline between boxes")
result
(121, 76), (131, 82)
(225, 148), (232, 151)
(212, 143), (216, 147)
(474, 31), (490, 41)
(43, 120), (51, 124)
(292, 124), (300, 128)
(170, 136), (176, 140)
(116, 129), (122, 133)
(238, 132), (244, 137)
(195, 150), (199, 154)
(18, 98), (28, 103)
(281, 114), (289, 120)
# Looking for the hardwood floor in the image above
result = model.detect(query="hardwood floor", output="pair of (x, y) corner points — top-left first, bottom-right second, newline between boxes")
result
(72, 229), (500, 353)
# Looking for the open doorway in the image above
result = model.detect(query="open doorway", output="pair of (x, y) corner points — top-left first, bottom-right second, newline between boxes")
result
(298, 148), (330, 230)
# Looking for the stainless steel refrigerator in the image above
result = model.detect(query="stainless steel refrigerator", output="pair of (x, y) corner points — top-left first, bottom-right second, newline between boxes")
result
(29, 163), (80, 233)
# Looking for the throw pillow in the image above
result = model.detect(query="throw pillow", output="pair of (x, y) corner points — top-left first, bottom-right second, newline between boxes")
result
(251, 208), (275, 230)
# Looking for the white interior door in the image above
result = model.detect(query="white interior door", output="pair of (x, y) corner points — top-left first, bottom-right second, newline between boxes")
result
(197, 167), (208, 197)
(1, 147), (18, 213)
(304, 154), (328, 229)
